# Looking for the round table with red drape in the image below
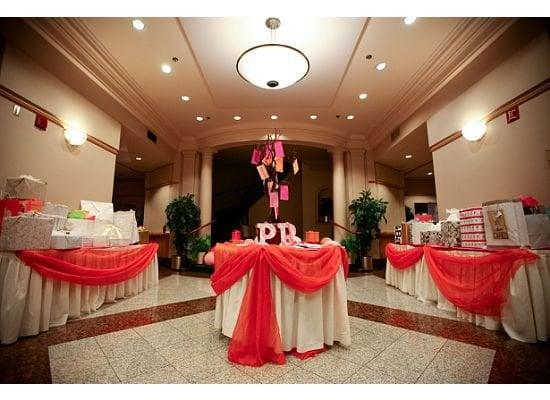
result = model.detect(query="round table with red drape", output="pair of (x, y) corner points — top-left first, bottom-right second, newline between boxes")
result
(211, 243), (351, 367)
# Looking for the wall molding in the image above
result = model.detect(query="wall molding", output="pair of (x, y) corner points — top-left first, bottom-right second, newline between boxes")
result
(0, 84), (119, 155)
(429, 77), (550, 153)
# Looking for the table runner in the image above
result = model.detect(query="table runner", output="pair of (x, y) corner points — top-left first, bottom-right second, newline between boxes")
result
(211, 243), (348, 366)
(15, 243), (158, 286)
(385, 243), (539, 316)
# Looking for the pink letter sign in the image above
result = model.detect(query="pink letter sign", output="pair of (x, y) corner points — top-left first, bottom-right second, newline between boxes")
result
(256, 223), (276, 244)
(277, 222), (297, 245)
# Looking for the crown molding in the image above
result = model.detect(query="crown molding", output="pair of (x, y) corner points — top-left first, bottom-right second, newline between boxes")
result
(24, 17), (182, 150)
(367, 17), (517, 149)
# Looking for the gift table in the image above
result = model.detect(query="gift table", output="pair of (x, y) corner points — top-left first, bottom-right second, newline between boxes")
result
(385, 243), (549, 343)
(211, 243), (351, 366)
(0, 244), (159, 344)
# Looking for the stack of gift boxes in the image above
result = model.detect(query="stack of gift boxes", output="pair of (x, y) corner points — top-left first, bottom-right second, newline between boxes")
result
(458, 207), (486, 248)
(0, 175), (140, 251)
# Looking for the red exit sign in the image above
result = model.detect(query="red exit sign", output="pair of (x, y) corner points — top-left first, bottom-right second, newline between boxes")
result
(506, 106), (520, 124)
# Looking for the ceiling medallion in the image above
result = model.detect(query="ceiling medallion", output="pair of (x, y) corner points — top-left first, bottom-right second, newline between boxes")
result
(236, 17), (310, 90)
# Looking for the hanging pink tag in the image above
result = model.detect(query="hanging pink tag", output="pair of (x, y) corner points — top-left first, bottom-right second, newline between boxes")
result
(275, 157), (283, 172)
(269, 191), (279, 208)
(292, 159), (300, 175)
(262, 152), (273, 166)
(274, 206), (279, 220)
(273, 141), (285, 158)
(250, 148), (261, 164)
(256, 164), (269, 180)
(280, 185), (289, 201)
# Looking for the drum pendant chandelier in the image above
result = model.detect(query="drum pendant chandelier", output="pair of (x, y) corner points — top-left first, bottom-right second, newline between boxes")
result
(236, 18), (310, 90)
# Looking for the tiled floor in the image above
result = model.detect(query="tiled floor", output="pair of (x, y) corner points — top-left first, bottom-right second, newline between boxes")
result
(48, 312), (495, 384)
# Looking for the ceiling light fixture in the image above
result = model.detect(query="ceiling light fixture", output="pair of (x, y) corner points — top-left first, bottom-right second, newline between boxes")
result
(346, 115), (354, 120)
(64, 128), (87, 146)
(233, 115), (241, 121)
(310, 115), (318, 120)
(359, 93), (368, 100)
(270, 115), (278, 120)
(196, 116), (204, 122)
(236, 18), (310, 90)
(462, 121), (487, 141)
(405, 154), (412, 159)
(181, 96), (190, 102)
(403, 17), (417, 25)
(135, 156), (142, 161)
(376, 62), (387, 71)
(132, 19), (145, 31)
(161, 64), (172, 74)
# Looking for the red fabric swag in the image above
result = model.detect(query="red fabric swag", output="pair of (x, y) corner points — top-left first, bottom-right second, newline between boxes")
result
(423, 246), (539, 317)
(16, 244), (158, 286)
(210, 243), (348, 367)
(385, 243), (424, 269)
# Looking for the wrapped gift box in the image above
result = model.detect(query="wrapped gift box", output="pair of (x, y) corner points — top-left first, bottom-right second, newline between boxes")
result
(482, 199), (529, 247)
(65, 218), (95, 236)
(110, 238), (131, 247)
(51, 231), (83, 249)
(459, 207), (484, 219)
(305, 231), (320, 243)
(42, 214), (67, 231)
(525, 214), (550, 249)
(415, 214), (433, 222)
(5, 175), (47, 200)
(42, 202), (69, 217)
(462, 241), (487, 248)
(460, 224), (485, 233)
(92, 235), (110, 248)
(421, 231), (442, 245)
(113, 210), (139, 244)
(0, 213), (54, 250)
(459, 206), (486, 248)
(80, 200), (114, 223)
(461, 232), (486, 241)
(0, 199), (25, 234)
(394, 225), (402, 244)
(138, 229), (150, 244)
(401, 223), (411, 245)
(441, 221), (461, 247)
(410, 222), (436, 245)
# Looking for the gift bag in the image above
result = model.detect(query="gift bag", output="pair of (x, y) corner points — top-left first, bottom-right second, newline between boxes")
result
(113, 210), (139, 244)
(80, 200), (114, 223)
(482, 199), (529, 247)
(525, 214), (550, 249)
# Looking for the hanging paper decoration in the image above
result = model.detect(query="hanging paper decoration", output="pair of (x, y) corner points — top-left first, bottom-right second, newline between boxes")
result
(280, 184), (289, 201)
(273, 141), (285, 158)
(250, 147), (262, 164)
(269, 191), (279, 209)
(256, 164), (269, 180)
(292, 158), (300, 175)
(275, 157), (284, 172)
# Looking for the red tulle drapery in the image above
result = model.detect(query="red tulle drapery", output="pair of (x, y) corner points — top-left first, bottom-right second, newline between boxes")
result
(16, 244), (158, 286)
(210, 243), (348, 367)
(385, 243), (424, 269)
(385, 243), (540, 317)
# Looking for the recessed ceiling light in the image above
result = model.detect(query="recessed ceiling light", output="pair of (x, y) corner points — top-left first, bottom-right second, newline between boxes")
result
(135, 156), (142, 161)
(132, 19), (145, 31)
(196, 116), (204, 122)
(404, 17), (417, 25)
(181, 95), (190, 102)
(310, 114), (318, 120)
(359, 93), (368, 100)
(427, 172), (433, 176)
(233, 115), (241, 121)
(376, 62), (387, 71)
(346, 115), (354, 120)
(161, 64), (172, 74)
(270, 115), (278, 120)
(405, 154), (412, 159)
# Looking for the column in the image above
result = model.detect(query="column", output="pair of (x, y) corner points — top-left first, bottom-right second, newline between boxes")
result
(199, 149), (215, 235)
(180, 150), (198, 197)
(331, 149), (347, 242)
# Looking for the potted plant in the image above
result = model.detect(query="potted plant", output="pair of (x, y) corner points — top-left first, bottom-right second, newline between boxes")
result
(348, 190), (388, 271)
(340, 234), (360, 267)
(165, 194), (200, 271)
(188, 234), (211, 265)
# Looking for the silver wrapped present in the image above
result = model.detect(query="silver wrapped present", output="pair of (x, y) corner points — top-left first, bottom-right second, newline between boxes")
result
(441, 221), (461, 247)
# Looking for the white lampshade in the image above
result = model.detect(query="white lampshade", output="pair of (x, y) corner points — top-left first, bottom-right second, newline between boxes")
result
(237, 44), (309, 90)
(64, 128), (87, 146)
(462, 121), (487, 141)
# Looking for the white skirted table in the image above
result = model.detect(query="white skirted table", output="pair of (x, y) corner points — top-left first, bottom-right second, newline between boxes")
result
(0, 246), (159, 345)
(385, 244), (550, 343)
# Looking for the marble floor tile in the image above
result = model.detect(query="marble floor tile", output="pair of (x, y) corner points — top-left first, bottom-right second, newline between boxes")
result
(199, 366), (258, 384)
(133, 320), (178, 338)
(236, 361), (298, 383)
(328, 342), (379, 366)
(345, 366), (401, 384)
(50, 353), (109, 379)
(170, 318), (216, 338)
(140, 329), (194, 350)
(156, 339), (212, 365)
(271, 367), (328, 384)
(108, 350), (170, 381)
(48, 337), (101, 362)
(192, 331), (230, 351)
(51, 362), (120, 384)
(171, 352), (234, 383)
(299, 352), (362, 383)
(122, 365), (189, 384)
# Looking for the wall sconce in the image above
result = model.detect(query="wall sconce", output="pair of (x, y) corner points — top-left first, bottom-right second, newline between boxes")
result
(64, 128), (87, 146)
(461, 121), (487, 142)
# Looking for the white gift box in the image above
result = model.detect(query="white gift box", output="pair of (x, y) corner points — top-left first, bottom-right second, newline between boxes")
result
(460, 224), (486, 233)
(51, 231), (83, 249)
(461, 241), (487, 248)
(80, 200), (114, 223)
(461, 232), (486, 241)
(81, 236), (94, 248)
(460, 217), (485, 226)
(459, 207), (483, 219)
(42, 215), (67, 231)
(410, 222), (437, 245)
(0, 213), (54, 250)
(65, 218), (95, 236)
(110, 238), (131, 247)
(482, 200), (529, 247)
(5, 175), (47, 200)
(113, 210), (139, 244)
(92, 235), (110, 248)
(42, 202), (69, 217)
(525, 214), (550, 250)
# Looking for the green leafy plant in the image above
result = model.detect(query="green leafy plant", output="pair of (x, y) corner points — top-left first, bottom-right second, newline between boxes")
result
(165, 194), (200, 256)
(340, 234), (360, 254)
(348, 190), (388, 255)
(188, 235), (211, 261)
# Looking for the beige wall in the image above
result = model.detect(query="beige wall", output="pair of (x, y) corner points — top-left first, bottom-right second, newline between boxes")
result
(428, 33), (550, 215)
(0, 44), (121, 208)
(301, 160), (333, 240)
(404, 195), (437, 211)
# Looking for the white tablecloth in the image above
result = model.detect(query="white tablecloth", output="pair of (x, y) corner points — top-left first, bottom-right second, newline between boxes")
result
(0, 251), (159, 344)
(385, 245), (550, 343)
(215, 266), (351, 353)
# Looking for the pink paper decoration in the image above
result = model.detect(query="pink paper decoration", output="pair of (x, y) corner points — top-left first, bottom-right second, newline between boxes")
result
(275, 158), (283, 172)
(277, 222), (297, 245)
(292, 159), (300, 175)
(273, 141), (285, 158)
(250, 148), (261, 164)
(269, 191), (279, 208)
(280, 185), (289, 201)
(256, 165), (269, 180)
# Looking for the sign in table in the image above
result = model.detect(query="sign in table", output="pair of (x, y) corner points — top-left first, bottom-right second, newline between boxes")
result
(211, 243), (351, 366)
(0, 244), (159, 344)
